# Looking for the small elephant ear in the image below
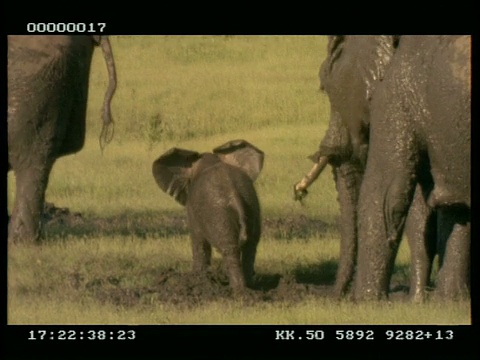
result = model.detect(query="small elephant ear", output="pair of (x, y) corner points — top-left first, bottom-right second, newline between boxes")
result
(213, 139), (264, 181)
(152, 148), (201, 206)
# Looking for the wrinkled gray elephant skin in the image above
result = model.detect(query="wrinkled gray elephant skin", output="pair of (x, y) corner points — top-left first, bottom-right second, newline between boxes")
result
(355, 36), (471, 300)
(296, 36), (437, 301)
(296, 35), (470, 301)
(152, 140), (264, 294)
(8, 35), (117, 244)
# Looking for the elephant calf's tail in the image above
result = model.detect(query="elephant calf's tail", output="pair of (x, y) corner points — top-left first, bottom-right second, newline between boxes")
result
(233, 197), (249, 247)
(239, 216), (248, 247)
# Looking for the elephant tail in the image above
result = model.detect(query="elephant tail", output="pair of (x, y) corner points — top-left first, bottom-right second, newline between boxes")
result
(238, 208), (249, 248)
(97, 36), (117, 151)
(233, 197), (249, 247)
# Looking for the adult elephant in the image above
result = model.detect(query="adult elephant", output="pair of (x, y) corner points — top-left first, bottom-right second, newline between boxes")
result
(294, 36), (438, 301)
(354, 35), (470, 300)
(8, 35), (117, 243)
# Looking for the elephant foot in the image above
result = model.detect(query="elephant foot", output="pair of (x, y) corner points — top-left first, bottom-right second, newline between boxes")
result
(229, 276), (247, 293)
(333, 281), (351, 299)
(435, 278), (470, 301)
(355, 292), (388, 302)
(333, 288), (353, 301)
(354, 284), (389, 301)
(409, 277), (432, 303)
(433, 287), (470, 301)
(192, 263), (209, 273)
(409, 289), (428, 303)
(230, 287), (259, 304)
(8, 219), (43, 244)
(232, 286), (247, 296)
(353, 271), (395, 301)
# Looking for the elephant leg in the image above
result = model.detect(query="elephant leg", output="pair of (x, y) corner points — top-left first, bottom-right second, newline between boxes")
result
(435, 207), (470, 299)
(355, 108), (417, 300)
(241, 216), (261, 287)
(241, 242), (256, 287)
(332, 162), (363, 297)
(356, 166), (416, 300)
(404, 185), (437, 302)
(8, 161), (54, 243)
(241, 237), (260, 287)
(222, 244), (246, 293)
(191, 232), (212, 272)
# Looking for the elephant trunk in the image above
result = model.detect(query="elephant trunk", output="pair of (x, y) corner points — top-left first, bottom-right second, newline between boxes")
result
(97, 36), (117, 150)
(293, 155), (329, 201)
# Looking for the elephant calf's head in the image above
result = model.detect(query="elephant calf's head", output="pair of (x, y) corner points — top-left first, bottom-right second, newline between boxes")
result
(152, 139), (264, 205)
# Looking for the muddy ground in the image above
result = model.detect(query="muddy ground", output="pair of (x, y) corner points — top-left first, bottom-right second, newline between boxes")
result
(43, 203), (411, 307)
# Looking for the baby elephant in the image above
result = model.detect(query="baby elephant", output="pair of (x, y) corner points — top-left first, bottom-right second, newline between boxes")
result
(152, 139), (264, 293)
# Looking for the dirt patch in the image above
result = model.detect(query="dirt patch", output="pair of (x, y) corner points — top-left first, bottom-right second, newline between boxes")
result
(83, 268), (413, 308)
(43, 202), (189, 238)
(43, 202), (84, 226)
(82, 268), (336, 308)
(42, 203), (329, 239)
(47, 203), (409, 306)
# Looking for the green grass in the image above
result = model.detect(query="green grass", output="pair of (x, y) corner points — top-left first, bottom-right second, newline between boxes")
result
(86, 35), (328, 144)
(9, 295), (469, 325)
(7, 236), (470, 325)
(7, 36), (471, 325)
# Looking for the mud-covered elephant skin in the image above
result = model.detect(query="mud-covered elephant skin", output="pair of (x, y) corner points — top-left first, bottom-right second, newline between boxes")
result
(355, 36), (470, 300)
(152, 140), (264, 293)
(295, 36), (437, 301)
(8, 35), (117, 243)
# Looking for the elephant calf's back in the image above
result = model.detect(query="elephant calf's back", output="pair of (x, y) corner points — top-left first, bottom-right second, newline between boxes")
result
(187, 165), (260, 246)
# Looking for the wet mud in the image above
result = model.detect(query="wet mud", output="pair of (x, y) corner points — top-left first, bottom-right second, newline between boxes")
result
(80, 269), (335, 308)
(45, 203), (410, 307)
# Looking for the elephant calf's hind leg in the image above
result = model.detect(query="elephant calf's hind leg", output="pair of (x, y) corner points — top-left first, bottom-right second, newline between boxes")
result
(191, 237), (212, 272)
(222, 246), (247, 293)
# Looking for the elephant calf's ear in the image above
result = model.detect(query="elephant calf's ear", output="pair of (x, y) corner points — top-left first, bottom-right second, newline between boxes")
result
(152, 148), (201, 206)
(213, 139), (264, 181)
